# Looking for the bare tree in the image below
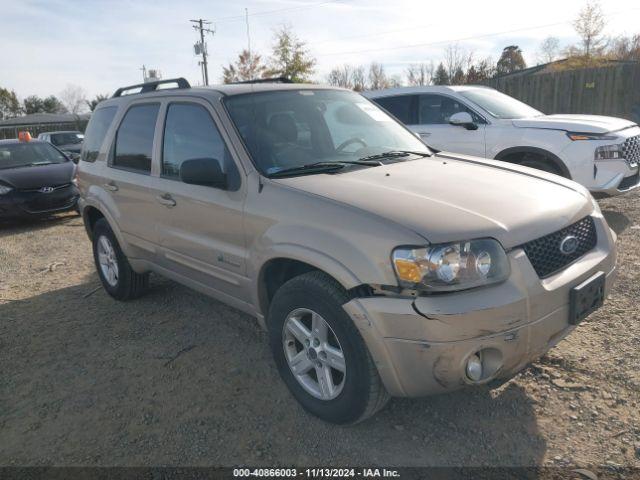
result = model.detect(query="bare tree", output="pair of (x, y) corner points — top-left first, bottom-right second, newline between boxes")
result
(537, 37), (561, 64)
(405, 62), (434, 86)
(327, 64), (355, 89)
(573, 1), (607, 56)
(444, 44), (474, 80)
(351, 65), (366, 91)
(367, 62), (389, 90)
(608, 34), (640, 61)
(59, 84), (88, 115)
(388, 74), (403, 88)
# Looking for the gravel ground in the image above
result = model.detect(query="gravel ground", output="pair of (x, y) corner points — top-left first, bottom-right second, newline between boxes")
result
(1, 191), (639, 468)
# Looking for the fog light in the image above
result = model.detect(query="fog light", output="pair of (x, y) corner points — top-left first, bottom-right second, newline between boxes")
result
(466, 354), (483, 382)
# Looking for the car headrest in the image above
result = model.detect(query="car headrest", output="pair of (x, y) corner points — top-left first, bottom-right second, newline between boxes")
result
(268, 114), (298, 143)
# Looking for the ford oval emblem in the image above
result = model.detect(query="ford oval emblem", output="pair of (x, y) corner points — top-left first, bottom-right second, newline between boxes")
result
(559, 235), (579, 255)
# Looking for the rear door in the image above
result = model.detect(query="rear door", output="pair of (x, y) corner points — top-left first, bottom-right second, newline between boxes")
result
(152, 98), (248, 300)
(414, 94), (486, 156)
(105, 102), (165, 257)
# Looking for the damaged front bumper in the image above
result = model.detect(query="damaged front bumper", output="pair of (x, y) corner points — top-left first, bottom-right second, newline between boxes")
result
(343, 215), (617, 397)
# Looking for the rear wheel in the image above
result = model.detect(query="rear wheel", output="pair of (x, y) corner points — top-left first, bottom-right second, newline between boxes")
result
(92, 218), (149, 301)
(267, 271), (389, 424)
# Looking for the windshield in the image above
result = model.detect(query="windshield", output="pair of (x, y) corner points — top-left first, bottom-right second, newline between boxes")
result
(459, 89), (543, 119)
(224, 89), (430, 175)
(51, 132), (84, 146)
(0, 142), (69, 170)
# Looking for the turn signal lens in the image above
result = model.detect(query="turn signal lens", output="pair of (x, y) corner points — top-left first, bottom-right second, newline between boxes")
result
(567, 132), (617, 141)
(393, 258), (422, 283)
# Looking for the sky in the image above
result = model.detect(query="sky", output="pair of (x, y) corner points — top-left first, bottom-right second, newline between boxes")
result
(1, 0), (639, 102)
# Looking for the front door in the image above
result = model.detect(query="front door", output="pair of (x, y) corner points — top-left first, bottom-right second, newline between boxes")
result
(152, 99), (248, 300)
(410, 94), (487, 157)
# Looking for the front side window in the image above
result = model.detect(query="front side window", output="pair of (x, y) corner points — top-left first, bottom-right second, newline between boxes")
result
(113, 103), (159, 172)
(373, 95), (416, 124)
(224, 89), (429, 175)
(82, 107), (117, 162)
(50, 132), (83, 146)
(162, 103), (239, 189)
(418, 94), (485, 125)
(0, 142), (68, 170)
(459, 89), (542, 119)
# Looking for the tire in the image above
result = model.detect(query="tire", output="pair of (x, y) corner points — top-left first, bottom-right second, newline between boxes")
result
(518, 154), (563, 176)
(92, 218), (149, 301)
(267, 271), (389, 424)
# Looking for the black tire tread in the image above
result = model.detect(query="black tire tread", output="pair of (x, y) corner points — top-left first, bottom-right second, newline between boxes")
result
(270, 270), (389, 424)
(93, 218), (149, 301)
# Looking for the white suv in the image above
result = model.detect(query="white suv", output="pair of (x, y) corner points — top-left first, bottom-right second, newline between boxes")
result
(365, 86), (640, 196)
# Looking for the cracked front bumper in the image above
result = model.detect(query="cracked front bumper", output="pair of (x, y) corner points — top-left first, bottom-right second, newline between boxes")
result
(343, 214), (617, 397)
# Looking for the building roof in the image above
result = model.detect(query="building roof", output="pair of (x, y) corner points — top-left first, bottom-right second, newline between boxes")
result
(0, 112), (91, 127)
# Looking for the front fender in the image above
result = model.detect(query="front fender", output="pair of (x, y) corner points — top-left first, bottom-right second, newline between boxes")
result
(247, 223), (405, 316)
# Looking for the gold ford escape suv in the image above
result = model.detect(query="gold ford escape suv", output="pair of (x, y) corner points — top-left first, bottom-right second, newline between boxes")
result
(77, 78), (617, 424)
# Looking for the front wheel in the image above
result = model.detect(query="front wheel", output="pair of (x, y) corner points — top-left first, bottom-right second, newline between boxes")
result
(267, 271), (389, 424)
(518, 154), (563, 176)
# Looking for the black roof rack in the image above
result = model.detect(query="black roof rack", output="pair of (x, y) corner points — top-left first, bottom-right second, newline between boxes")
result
(112, 77), (191, 98)
(230, 77), (293, 85)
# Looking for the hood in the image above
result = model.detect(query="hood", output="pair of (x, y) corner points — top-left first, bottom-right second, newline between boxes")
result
(512, 114), (636, 134)
(0, 161), (75, 190)
(57, 143), (82, 153)
(274, 154), (592, 249)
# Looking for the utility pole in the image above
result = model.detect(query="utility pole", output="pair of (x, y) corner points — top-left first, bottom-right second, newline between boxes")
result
(140, 64), (147, 82)
(190, 19), (215, 86)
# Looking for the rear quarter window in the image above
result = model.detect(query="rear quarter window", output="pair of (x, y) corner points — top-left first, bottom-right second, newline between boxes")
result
(81, 106), (117, 162)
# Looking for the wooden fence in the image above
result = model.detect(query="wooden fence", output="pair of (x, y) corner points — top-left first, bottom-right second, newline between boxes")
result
(484, 63), (640, 122)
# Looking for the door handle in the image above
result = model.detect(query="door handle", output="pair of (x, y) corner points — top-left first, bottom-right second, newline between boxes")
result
(417, 132), (431, 138)
(156, 193), (176, 208)
(103, 181), (118, 192)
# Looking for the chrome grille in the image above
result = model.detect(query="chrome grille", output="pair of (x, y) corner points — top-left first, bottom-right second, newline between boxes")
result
(622, 135), (640, 168)
(19, 183), (71, 193)
(519, 217), (597, 278)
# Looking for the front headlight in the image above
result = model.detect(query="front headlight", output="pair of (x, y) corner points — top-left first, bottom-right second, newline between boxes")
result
(392, 239), (510, 292)
(595, 144), (623, 160)
(0, 184), (13, 195)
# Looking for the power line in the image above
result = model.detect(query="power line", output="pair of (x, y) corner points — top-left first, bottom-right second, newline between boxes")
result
(309, 22), (435, 46)
(315, 8), (640, 58)
(212, 0), (344, 24)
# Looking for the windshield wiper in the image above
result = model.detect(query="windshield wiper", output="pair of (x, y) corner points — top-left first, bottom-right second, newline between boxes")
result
(269, 160), (381, 178)
(358, 150), (432, 162)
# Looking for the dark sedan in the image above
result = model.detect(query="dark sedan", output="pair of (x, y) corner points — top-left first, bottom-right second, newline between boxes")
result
(0, 139), (79, 218)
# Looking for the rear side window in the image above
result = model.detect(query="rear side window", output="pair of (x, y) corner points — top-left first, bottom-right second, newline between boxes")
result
(113, 103), (160, 173)
(373, 95), (416, 124)
(162, 103), (240, 190)
(81, 106), (117, 162)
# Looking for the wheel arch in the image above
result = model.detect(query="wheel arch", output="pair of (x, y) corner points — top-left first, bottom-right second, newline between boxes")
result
(256, 251), (361, 319)
(494, 146), (571, 179)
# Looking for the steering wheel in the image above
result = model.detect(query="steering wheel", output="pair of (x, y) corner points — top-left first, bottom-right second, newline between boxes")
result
(336, 137), (368, 152)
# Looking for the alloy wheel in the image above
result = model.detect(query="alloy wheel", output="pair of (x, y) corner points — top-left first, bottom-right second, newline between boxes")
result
(282, 308), (347, 400)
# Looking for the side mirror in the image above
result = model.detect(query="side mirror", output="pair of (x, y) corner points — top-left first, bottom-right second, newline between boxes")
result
(180, 158), (227, 189)
(449, 111), (478, 130)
